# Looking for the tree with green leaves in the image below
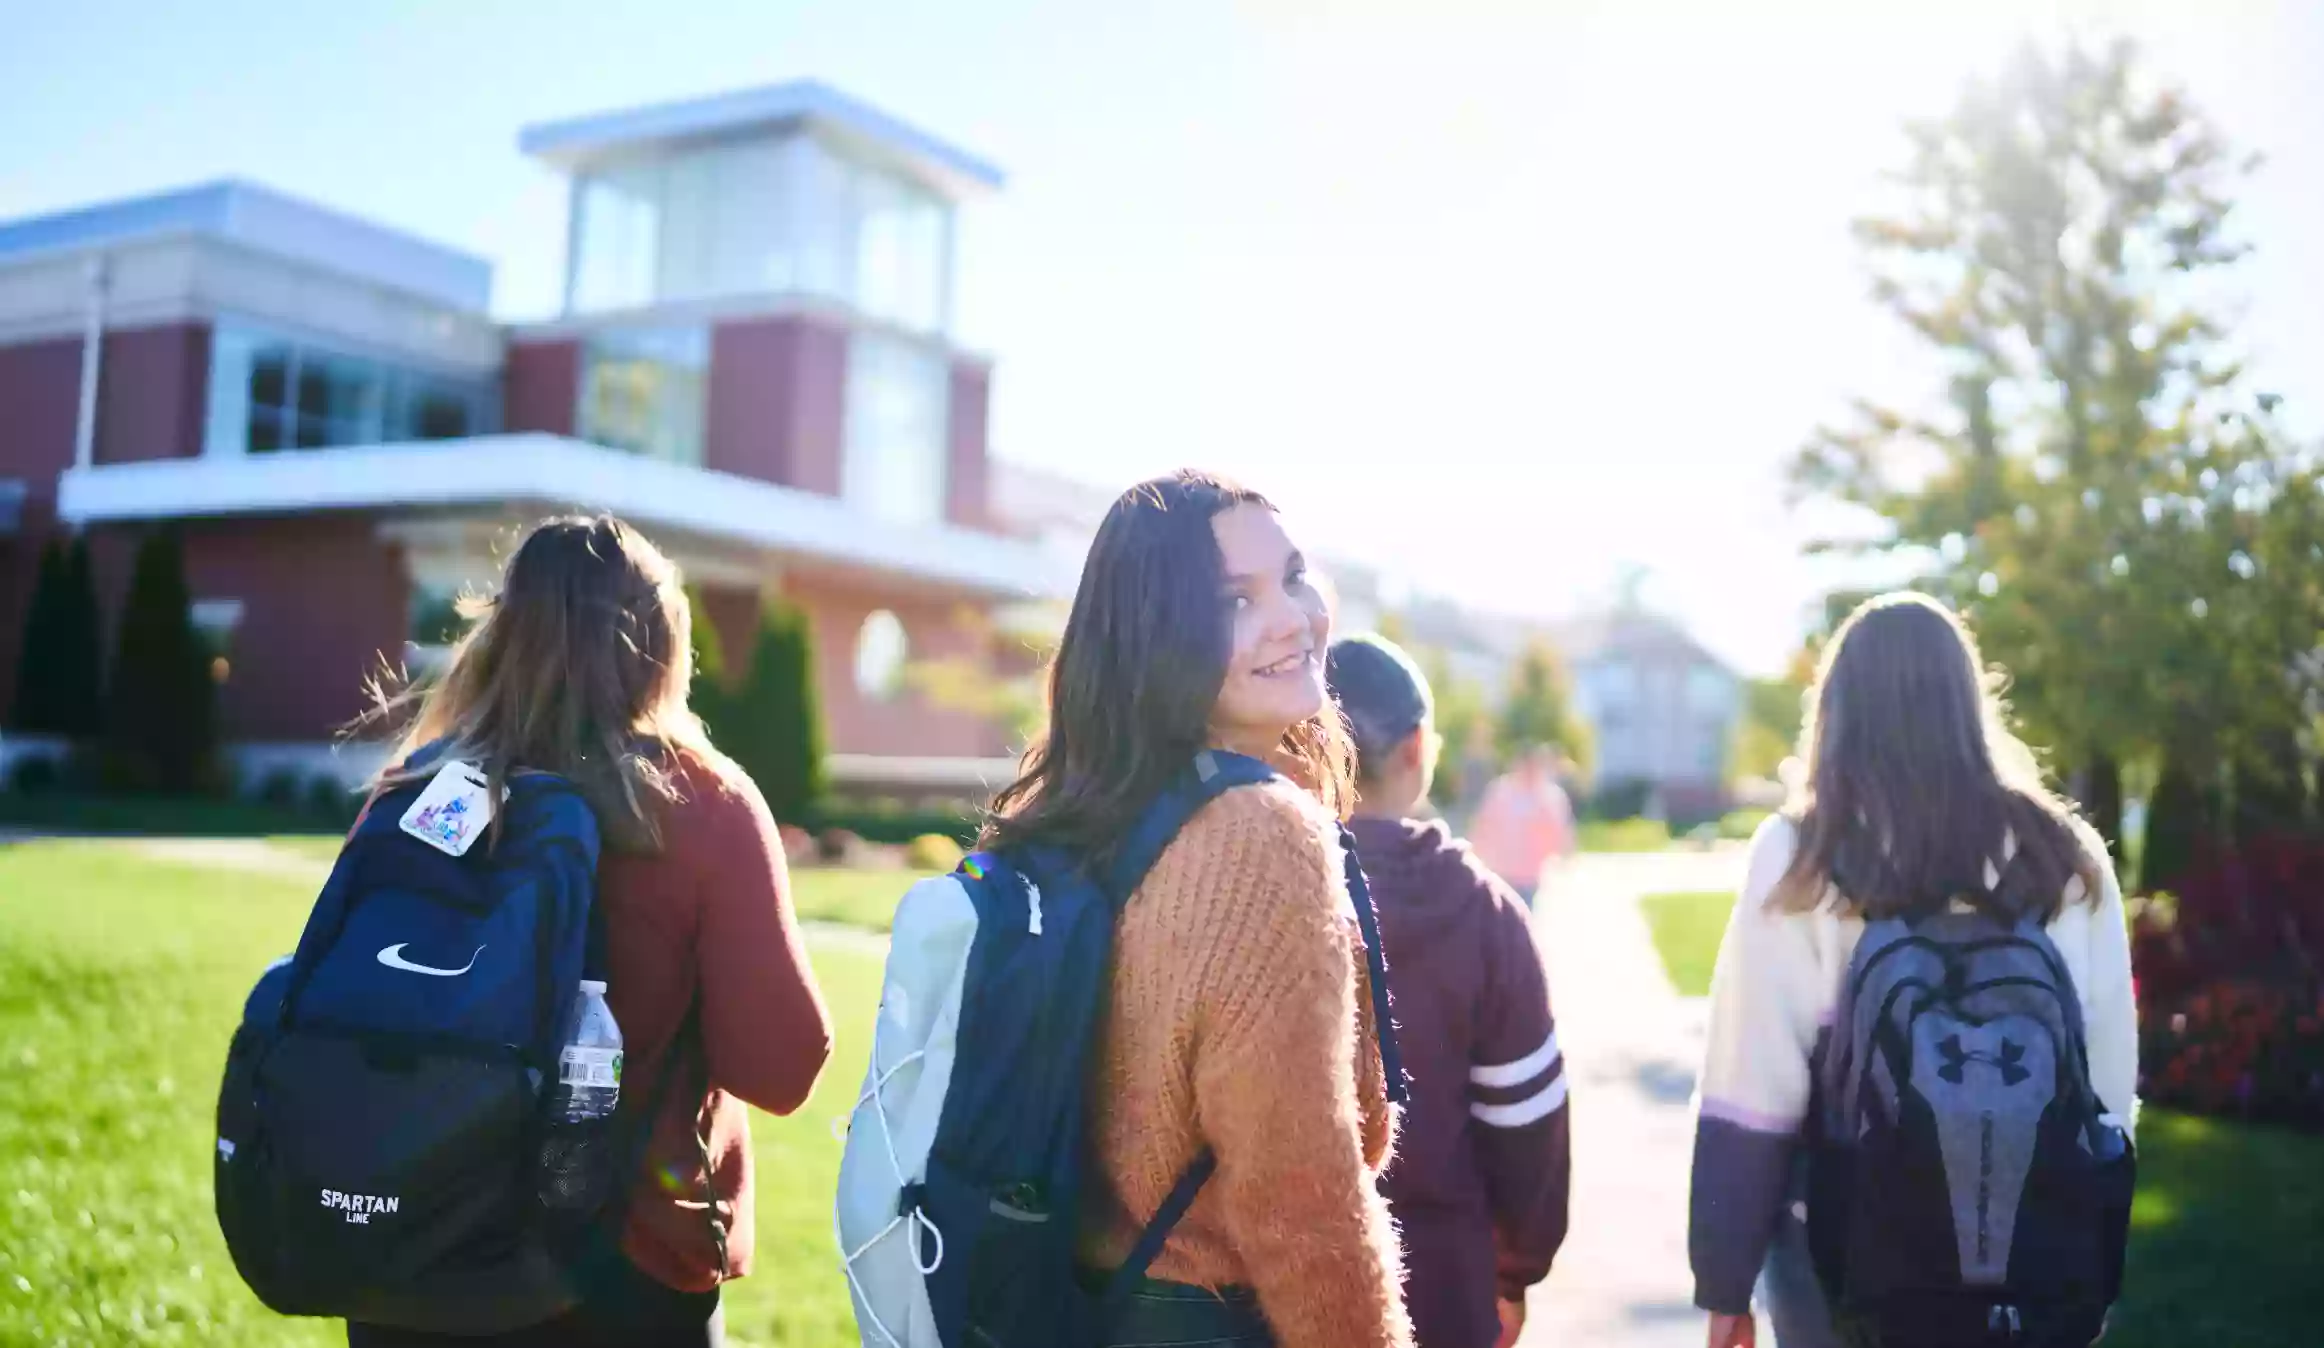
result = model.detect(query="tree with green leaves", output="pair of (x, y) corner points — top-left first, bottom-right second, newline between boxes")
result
(1494, 641), (1592, 776)
(105, 529), (217, 792)
(902, 604), (1062, 753)
(9, 537), (105, 739)
(685, 585), (730, 699)
(699, 597), (825, 822)
(1731, 651), (1812, 785)
(1409, 646), (1491, 808)
(1789, 36), (2324, 861)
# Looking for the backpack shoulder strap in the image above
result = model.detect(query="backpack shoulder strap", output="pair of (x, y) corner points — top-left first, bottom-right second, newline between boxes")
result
(1337, 820), (1410, 1108)
(1098, 748), (1278, 905)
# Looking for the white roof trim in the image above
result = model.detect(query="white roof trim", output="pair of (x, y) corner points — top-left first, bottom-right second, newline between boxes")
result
(0, 180), (492, 313)
(55, 435), (1075, 601)
(519, 80), (1004, 197)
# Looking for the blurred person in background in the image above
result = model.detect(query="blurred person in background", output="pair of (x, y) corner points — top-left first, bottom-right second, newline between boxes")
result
(1468, 743), (1578, 908)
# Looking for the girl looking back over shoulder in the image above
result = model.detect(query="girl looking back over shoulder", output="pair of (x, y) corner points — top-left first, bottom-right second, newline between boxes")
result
(983, 471), (1413, 1348)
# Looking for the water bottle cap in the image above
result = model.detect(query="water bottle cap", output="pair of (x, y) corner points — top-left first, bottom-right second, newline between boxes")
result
(579, 979), (608, 994)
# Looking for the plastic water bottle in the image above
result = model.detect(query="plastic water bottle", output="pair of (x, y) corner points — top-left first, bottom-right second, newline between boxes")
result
(539, 980), (623, 1212)
(551, 980), (624, 1122)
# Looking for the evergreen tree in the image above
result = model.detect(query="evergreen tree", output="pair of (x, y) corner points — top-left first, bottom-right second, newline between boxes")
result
(1494, 641), (1592, 775)
(8, 540), (66, 733)
(105, 529), (216, 792)
(705, 599), (826, 822)
(10, 537), (107, 739)
(2141, 760), (2212, 893)
(687, 587), (730, 689)
(685, 585), (733, 734)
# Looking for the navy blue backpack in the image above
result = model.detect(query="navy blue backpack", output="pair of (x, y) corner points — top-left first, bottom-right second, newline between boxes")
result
(836, 749), (1408, 1346)
(214, 754), (695, 1333)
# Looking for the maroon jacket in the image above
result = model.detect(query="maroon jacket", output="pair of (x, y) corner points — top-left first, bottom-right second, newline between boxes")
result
(1350, 815), (1571, 1348)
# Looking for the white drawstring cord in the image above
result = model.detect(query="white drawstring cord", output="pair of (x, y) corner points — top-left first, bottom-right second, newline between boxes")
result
(837, 1016), (938, 1347)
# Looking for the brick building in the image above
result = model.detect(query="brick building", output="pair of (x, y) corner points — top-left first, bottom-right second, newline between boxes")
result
(0, 81), (1069, 795)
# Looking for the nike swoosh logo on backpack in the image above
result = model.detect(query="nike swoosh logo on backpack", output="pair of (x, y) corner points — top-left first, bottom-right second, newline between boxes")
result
(376, 943), (484, 977)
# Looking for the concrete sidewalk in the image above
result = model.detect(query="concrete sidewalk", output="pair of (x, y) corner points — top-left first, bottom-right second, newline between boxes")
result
(1518, 848), (1753, 1348)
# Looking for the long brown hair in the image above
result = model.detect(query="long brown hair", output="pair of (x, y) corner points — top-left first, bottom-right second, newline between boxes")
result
(982, 470), (1356, 873)
(1771, 592), (2103, 920)
(348, 515), (714, 853)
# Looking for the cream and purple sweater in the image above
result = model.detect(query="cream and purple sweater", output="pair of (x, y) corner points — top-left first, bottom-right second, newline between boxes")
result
(1687, 813), (2140, 1314)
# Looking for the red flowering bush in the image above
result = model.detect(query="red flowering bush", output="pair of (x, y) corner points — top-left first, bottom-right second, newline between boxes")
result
(2132, 832), (2324, 1131)
(2139, 980), (2324, 1129)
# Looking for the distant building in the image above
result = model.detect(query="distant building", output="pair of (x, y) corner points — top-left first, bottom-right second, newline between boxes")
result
(1549, 605), (1740, 821)
(0, 81), (1067, 795)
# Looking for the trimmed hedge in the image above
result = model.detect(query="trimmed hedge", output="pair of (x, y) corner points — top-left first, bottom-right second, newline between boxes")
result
(802, 802), (979, 848)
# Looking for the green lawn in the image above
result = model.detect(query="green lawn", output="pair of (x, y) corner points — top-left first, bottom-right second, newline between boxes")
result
(1639, 889), (1731, 996)
(7, 843), (2313, 1347)
(2111, 1111), (2320, 1348)
(0, 792), (350, 838)
(163, 830), (921, 933)
(1638, 881), (2322, 1347)
(786, 866), (930, 933)
(1578, 817), (1673, 853)
(0, 841), (881, 1346)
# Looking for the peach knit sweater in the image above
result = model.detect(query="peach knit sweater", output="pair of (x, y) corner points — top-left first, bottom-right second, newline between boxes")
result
(1082, 778), (1412, 1348)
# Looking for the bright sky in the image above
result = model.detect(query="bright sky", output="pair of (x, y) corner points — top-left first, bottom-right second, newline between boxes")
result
(4, 0), (2319, 674)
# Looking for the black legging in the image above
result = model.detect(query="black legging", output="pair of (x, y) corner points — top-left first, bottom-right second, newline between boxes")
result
(345, 1256), (721, 1348)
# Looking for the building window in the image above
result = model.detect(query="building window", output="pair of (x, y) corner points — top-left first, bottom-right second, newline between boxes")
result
(410, 587), (468, 648)
(1685, 664), (1732, 719)
(564, 133), (952, 336)
(571, 161), (663, 313)
(852, 163), (948, 334)
(190, 599), (243, 686)
(844, 333), (949, 526)
(404, 584), (471, 678)
(205, 324), (488, 457)
(855, 610), (908, 700)
(577, 326), (709, 467)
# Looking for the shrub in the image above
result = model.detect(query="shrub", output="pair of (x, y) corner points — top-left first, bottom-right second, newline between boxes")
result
(1579, 817), (1672, 852)
(1719, 808), (1771, 841)
(1584, 777), (1655, 821)
(254, 768), (304, 809)
(8, 753), (62, 794)
(806, 802), (978, 848)
(2141, 980), (2324, 1131)
(8, 536), (105, 739)
(306, 776), (359, 826)
(2129, 831), (2324, 1132)
(817, 827), (867, 867)
(906, 833), (966, 873)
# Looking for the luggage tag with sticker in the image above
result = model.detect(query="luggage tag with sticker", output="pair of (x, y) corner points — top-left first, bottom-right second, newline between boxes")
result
(399, 760), (496, 857)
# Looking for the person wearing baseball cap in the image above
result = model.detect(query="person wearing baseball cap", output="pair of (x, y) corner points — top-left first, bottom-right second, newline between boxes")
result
(1328, 634), (1572, 1348)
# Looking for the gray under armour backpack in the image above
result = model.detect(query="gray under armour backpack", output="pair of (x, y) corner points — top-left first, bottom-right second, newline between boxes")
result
(1807, 911), (2135, 1348)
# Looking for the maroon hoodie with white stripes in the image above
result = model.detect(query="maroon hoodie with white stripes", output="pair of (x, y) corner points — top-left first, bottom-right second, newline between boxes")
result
(1348, 815), (1572, 1348)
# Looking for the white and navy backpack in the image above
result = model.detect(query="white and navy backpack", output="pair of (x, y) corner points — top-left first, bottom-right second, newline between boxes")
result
(835, 749), (1407, 1347)
(1808, 910), (2136, 1347)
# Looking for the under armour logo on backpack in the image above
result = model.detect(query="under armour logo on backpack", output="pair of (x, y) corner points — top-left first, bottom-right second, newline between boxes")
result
(1936, 1033), (2031, 1086)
